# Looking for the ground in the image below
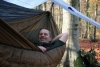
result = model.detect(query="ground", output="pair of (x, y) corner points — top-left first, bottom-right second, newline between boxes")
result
(79, 38), (100, 63)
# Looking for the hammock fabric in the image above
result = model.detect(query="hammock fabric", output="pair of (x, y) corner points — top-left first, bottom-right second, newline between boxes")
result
(0, 1), (66, 67)
(0, 12), (66, 67)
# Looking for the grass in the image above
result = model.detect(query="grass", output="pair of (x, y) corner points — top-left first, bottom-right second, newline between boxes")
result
(74, 56), (85, 67)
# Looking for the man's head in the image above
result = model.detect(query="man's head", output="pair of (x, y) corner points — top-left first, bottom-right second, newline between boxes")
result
(38, 29), (52, 43)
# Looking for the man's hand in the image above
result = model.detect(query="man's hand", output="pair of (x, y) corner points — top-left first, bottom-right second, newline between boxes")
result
(38, 46), (47, 52)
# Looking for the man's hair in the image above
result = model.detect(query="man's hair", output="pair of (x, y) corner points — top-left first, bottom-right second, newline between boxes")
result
(39, 28), (52, 37)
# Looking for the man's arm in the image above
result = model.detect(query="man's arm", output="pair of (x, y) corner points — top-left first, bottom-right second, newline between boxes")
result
(52, 33), (69, 43)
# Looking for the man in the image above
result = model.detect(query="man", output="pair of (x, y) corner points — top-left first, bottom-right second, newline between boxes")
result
(38, 28), (69, 52)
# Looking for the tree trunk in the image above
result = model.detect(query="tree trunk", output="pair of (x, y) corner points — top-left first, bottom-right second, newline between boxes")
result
(61, 0), (80, 67)
(85, 0), (90, 39)
(93, 4), (97, 41)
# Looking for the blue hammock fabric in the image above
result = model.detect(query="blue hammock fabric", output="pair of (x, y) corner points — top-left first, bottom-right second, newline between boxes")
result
(0, 0), (44, 22)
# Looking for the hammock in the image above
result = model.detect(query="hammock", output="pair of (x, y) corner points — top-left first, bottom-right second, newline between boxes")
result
(0, 1), (66, 67)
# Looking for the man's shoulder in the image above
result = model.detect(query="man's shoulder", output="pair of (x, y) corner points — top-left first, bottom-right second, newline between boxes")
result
(55, 40), (65, 44)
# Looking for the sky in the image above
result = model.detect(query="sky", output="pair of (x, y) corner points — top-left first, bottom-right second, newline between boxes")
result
(4, 0), (47, 9)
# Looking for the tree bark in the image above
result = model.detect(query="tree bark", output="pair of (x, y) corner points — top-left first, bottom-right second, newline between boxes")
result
(93, 3), (98, 41)
(61, 0), (80, 67)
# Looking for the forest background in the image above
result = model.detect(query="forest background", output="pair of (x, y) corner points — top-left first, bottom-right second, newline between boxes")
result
(35, 0), (100, 41)
(35, 0), (100, 67)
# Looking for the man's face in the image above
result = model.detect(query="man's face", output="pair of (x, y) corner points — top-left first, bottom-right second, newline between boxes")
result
(38, 29), (52, 43)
